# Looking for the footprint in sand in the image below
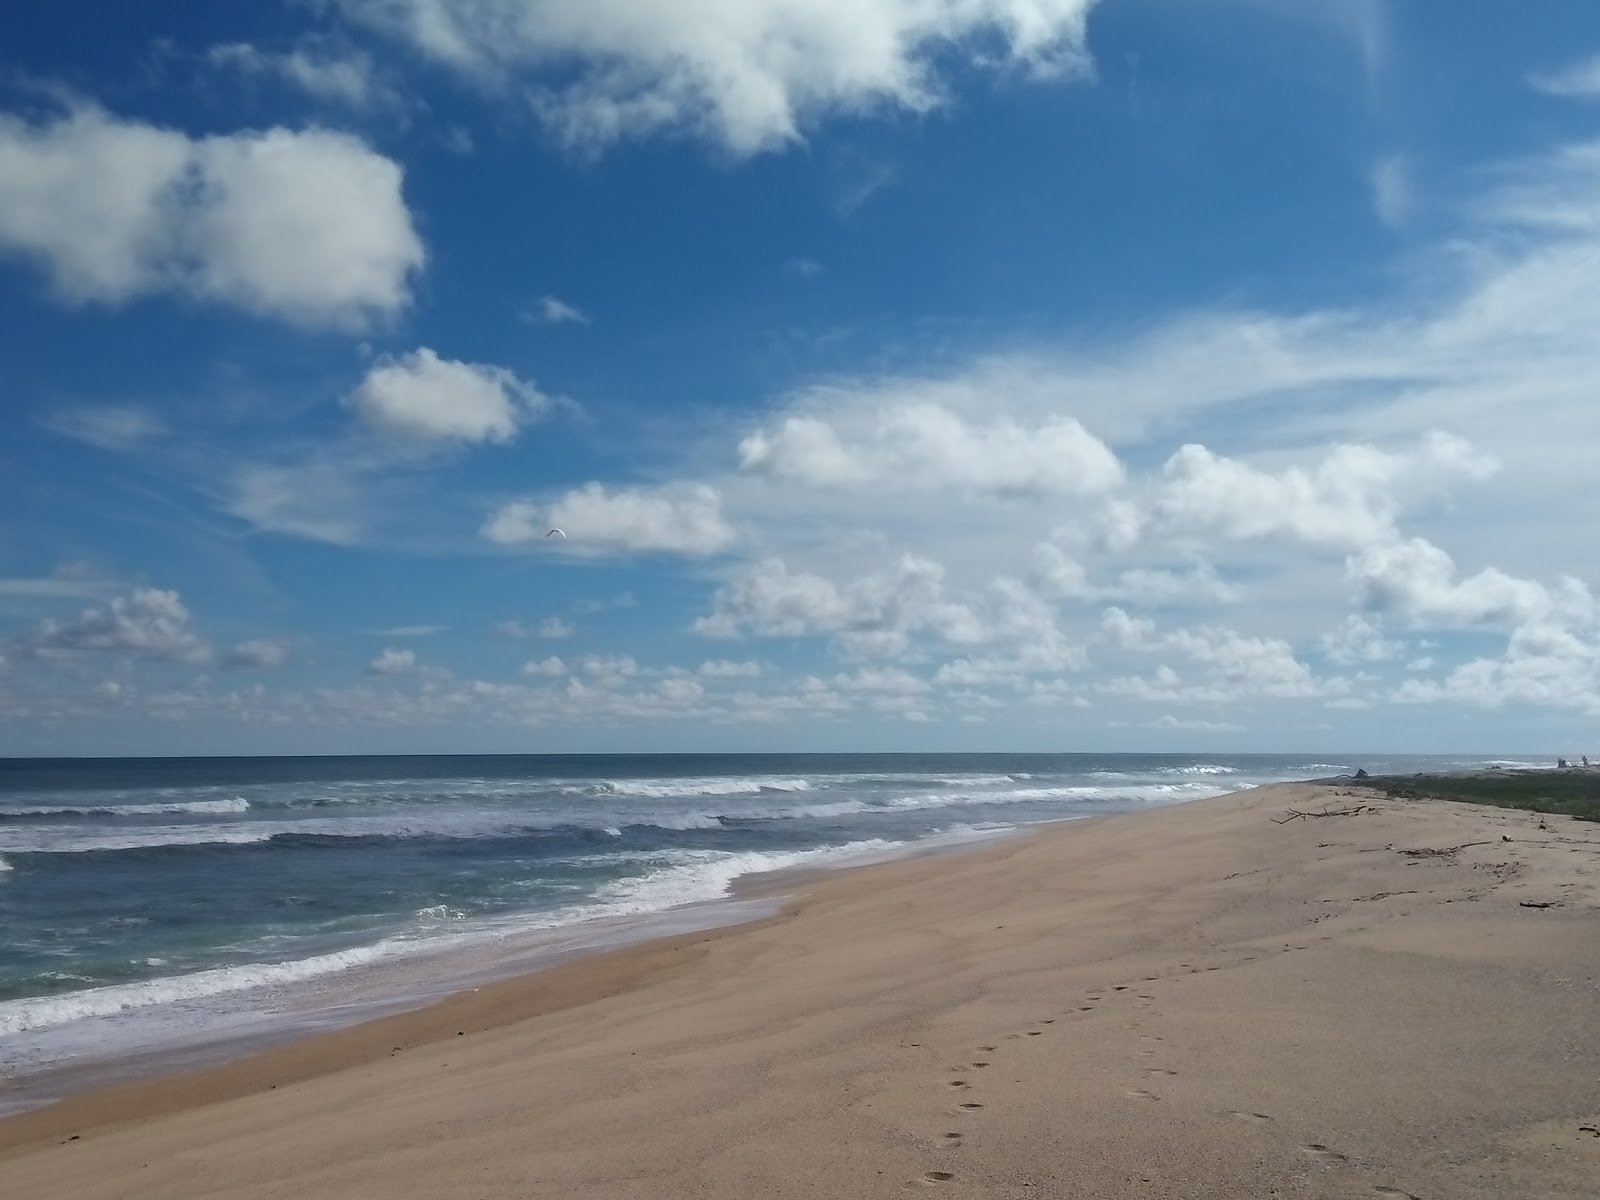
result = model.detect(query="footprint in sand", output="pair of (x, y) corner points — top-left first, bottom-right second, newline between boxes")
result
(1229, 1111), (1273, 1123)
(1146, 1068), (1178, 1077)
(958, 1102), (984, 1110)
(1025, 1030), (1043, 1036)
(1371, 1189), (1419, 1199)
(922, 1171), (955, 1182)
(1128, 1089), (1161, 1101)
(977, 1045), (997, 1052)
(1113, 985), (1130, 991)
(949, 1080), (970, 1088)
(1300, 1145), (1348, 1163)
(1078, 1005), (1096, 1011)
(942, 1132), (963, 1141)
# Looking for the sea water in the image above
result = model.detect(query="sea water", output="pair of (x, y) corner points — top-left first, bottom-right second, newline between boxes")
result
(0, 751), (1537, 1109)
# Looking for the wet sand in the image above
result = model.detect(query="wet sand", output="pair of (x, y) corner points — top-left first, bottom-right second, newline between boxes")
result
(3, 780), (1598, 1199)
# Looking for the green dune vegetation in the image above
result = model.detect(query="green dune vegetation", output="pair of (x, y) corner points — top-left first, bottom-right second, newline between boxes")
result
(1356, 769), (1600, 823)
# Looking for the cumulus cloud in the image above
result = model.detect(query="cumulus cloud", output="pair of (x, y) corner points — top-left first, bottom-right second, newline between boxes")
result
(483, 483), (736, 556)
(696, 555), (983, 644)
(1319, 614), (1399, 665)
(699, 659), (761, 678)
(348, 348), (547, 443)
(339, 0), (1100, 155)
(1395, 625), (1600, 715)
(367, 647), (416, 674)
(522, 655), (567, 677)
(207, 42), (390, 109)
(224, 639), (290, 669)
(0, 105), (424, 327)
(1154, 432), (1496, 549)
(1348, 537), (1592, 630)
(1097, 607), (1329, 701)
(739, 405), (1122, 497)
(17, 588), (211, 664)
(496, 617), (572, 639)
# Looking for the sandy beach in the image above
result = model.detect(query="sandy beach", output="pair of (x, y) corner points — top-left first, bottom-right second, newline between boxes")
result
(2, 779), (1597, 1199)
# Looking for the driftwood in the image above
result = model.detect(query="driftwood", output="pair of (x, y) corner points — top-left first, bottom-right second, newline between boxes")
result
(1395, 841), (1495, 857)
(1273, 804), (1369, 824)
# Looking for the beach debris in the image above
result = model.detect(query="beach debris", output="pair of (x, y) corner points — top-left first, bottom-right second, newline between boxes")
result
(1273, 803), (1369, 823)
(1395, 841), (1494, 857)
(1518, 900), (1559, 909)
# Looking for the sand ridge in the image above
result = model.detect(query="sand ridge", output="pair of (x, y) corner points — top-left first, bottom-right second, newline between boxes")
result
(2, 780), (1598, 1199)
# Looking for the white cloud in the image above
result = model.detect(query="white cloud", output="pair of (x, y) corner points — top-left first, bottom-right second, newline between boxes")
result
(785, 258), (822, 277)
(1319, 614), (1399, 664)
(1348, 537), (1591, 630)
(42, 404), (164, 450)
(739, 405), (1122, 498)
(364, 624), (446, 637)
(16, 588), (211, 664)
(1154, 432), (1497, 550)
(1097, 607), (1331, 701)
(1370, 152), (1412, 228)
(349, 348), (547, 443)
(696, 554), (984, 646)
(496, 617), (572, 639)
(229, 461), (367, 545)
(483, 483), (736, 556)
(340, 0), (1100, 155)
(1395, 625), (1600, 715)
(0, 563), (119, 602)
(224, 639), (290, 669)
(522, 655), (567, 677)
(207, 42), (389, 109)
(699, 659), (761, 679)
(580, 654), (639, 686)
(522, 295), (589, 325)
(1530, 52), (1600, 99)
(367, 647), (417, 674)
(833, 666), (930, 694)
(0, 105), (424, 327)
(1148, 714), (1244, 733)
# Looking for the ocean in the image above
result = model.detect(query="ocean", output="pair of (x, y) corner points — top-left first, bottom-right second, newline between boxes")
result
(0, 751), (1542, 1110)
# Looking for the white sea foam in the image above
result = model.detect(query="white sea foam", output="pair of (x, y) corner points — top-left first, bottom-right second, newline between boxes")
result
(0, 825), (278, 854)
(0, 797), (250, 818)
(0, 855), (11, 873)
(1168, 765), (1239, 776)
(630, 812), (723, 831)
(0, 943), (401, 1036)
(884, 781), (1229, 810)
(592, 777), (813, 798)
(0, 836), (918, 1038)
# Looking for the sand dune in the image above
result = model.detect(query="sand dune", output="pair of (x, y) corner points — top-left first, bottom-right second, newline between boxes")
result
(3, 781), (1598, 1198)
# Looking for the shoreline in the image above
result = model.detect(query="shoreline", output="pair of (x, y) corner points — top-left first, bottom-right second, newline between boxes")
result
(0, 816), (1034, 1122)
(4, 778), (1597, 1198)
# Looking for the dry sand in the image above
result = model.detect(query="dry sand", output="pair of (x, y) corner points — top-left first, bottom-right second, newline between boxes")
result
(3, 780), (1598, 1199)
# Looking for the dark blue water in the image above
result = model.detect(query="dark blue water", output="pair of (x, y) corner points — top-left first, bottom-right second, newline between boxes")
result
(0, 751), (1538, 1091)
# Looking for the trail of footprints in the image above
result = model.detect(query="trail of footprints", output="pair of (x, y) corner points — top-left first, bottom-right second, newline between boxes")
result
(904, 956), (1421, 1197)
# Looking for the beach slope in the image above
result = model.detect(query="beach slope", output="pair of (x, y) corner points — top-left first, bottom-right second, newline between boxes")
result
(3, 780), (1598, 1199)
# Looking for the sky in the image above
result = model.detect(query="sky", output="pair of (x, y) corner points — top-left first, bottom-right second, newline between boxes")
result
(2, 0), (1600, 757)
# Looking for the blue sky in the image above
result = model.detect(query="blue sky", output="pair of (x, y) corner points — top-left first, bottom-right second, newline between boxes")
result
(3, 0), (1599, 756)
